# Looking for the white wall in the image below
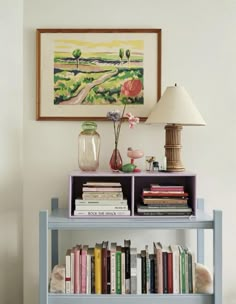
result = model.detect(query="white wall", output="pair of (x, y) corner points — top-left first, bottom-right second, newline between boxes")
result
(0, 1), (23, 303)
(22, 0), (236, 303)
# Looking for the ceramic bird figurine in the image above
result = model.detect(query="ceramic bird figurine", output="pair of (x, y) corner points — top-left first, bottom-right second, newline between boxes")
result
(121, 147), (144, 173)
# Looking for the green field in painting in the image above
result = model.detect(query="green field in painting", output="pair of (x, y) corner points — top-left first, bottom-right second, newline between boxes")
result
(54, 51), (144, 105)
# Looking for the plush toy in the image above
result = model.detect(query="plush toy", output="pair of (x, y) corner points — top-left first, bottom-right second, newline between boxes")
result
(49, 264), (65, 293)
(195, 263), (213, 294)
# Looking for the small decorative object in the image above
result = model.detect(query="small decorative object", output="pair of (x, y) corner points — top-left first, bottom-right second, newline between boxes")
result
(78, 121), (100, 171)
(153, 161), (159, 171)
(121, 163), (137, 173)
(49, 264), (65, 293)
(107, 79), (141, 171)
(126, 147), (144, 172)
(145, 156), (156, 171)
(195, 263), (213, 294)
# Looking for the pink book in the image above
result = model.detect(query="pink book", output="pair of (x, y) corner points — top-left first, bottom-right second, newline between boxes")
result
(81, 245), (88, 293)
(74, 245), (81, 293)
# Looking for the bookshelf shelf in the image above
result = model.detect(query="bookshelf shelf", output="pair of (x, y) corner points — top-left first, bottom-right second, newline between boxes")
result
(39, 172), (222, 304)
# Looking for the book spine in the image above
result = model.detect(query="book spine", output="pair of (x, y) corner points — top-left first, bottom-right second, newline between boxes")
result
(124, 244), (131, 293)
(167, 251), (173, 293)
(162, 251), (168, 293)
(107, 250), (111, 294)
(157, 248), (163, 293)
(172, 247), (180, 293)
(180, 250), (186, 293)
(130, 248), (137, 294)
(75, 205), (128, 211)
(65, 250), (71, 294)
(82, 187), (122, 192)
(110, 250), (116, 294)
(188, 252), (193, 293)
(81, 249), (87, 293)
(74, 210), (130, 216)
(102, 247), (108, 294)
(94, 246), (102, 294)
(149, 255), (155, 293)
(137, 254), (142, 294)
(75, 199), (127, 205)
(70, 249), (75, 293)
(86, 253), (91, 294)
(141, 251), (147, 294)
(146, 246), (150, 294)
(116, 250), (122, 294)
(121, 251), (126, 294)
(74, 247), (80, 293)
(91, 256), (95, 294)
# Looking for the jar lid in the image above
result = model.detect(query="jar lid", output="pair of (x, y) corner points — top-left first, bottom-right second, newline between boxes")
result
(82, 121), (97, 131)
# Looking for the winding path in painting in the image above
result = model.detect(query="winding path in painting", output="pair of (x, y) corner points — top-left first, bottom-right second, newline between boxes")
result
(59, 68), (119, 105)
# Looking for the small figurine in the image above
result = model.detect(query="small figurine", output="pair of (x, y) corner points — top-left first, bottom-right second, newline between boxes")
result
(121, 147), (144, 173)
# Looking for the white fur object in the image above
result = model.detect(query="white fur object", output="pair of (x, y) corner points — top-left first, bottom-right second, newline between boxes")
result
(195, 263), (213, 294)
(49, 264), (65, 293)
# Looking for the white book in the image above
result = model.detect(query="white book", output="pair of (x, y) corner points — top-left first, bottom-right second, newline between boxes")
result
(70, 248), (75, 293)
(130, 248), (137, 294)
(73, 210), (130, 216)
(65, 249), (71, 294)
(83, 182), (121, 187)
(82, 192), (123, 200)
(169, 244), (180, 294)
(110, 242), (116, 294)
(75, 205), (128, 211)
(136, 253), (142, 294)
(86, 249), (92, 294)
(82, 187), (122, 192)
(75, 199), (128, 205)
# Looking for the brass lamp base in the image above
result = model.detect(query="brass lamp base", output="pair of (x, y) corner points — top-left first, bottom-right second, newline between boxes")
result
(164, 124), (185, 172)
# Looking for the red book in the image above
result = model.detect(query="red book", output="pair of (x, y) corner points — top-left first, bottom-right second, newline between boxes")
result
(167, 251), (173, 293)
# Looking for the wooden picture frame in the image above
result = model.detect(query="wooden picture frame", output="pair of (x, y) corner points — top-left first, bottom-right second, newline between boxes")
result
(36, 28), (162, 121)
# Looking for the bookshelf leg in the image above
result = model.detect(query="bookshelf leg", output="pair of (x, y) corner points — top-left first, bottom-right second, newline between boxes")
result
(213, 210), (222, 304)
(39, 211), (48, 304)
(197, 198), (204, 264)
(51, 198), (59, 270)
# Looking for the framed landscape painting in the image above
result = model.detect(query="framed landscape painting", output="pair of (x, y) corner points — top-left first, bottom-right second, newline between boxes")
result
(36, 28), (162, 120)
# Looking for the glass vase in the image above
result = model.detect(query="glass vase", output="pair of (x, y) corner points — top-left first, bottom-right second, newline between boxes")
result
(78, 121), (100, 171)
(109, 148), (123, 171)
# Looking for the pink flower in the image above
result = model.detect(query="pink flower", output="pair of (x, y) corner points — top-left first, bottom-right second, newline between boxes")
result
(126, 112), (140, 128)
(121, 79), (142, 97)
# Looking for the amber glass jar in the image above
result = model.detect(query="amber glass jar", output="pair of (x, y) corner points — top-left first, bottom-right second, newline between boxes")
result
(78, 121), (100, 171)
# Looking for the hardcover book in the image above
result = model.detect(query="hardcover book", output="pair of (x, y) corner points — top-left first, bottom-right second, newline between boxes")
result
(110, 242), (117, 294)
(65, 249), (71, 294)
(102, 241), (108, 294)
(74, 210), (130, 216)
(94, 243), (102, 294)
(124, 239), (131, 294)
(153, 242), (163, 293)
(116, 245), (122, 294)
(130, 247), (137, 294)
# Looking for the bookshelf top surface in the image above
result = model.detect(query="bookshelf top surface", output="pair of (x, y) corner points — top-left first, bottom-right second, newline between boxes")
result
(69, 170), (196, 177)
(44, 208), (214, 229)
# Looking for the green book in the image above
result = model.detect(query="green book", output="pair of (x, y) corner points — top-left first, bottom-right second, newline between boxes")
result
(178, 245), (186, 293)
(116, 246), (122, 294)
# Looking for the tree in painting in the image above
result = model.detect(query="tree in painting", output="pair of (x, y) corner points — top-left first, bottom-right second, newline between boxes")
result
(72, 49), (82, 68)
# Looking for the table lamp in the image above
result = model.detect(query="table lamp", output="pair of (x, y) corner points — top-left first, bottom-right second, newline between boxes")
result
(145, 84), (206, 172)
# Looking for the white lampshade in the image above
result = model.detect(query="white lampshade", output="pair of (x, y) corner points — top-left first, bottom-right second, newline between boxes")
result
(146, 85), (206, 126)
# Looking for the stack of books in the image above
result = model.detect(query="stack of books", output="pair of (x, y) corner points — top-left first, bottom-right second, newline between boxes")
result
(137, 184), (192, 216)
(74, 182), (130, 216)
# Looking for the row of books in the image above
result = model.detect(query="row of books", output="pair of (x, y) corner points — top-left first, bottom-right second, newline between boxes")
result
(74, 182), (130, 216)
(137, 184), (192, 216)
(53, 240), (196, 294)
